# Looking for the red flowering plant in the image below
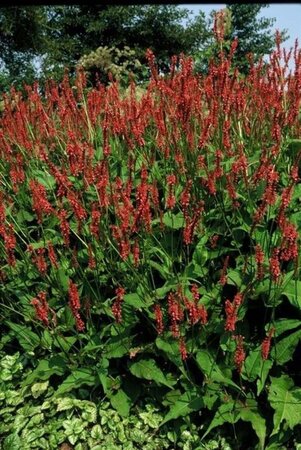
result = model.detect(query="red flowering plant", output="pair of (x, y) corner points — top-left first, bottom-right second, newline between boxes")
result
(1, 23), (301, 449)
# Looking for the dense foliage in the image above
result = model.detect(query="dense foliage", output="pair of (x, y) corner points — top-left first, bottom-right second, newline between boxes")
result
(0, 351), (234, 449)
(0, 26), (301, 450)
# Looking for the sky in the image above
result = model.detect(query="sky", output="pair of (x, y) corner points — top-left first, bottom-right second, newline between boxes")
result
(179, 4), (301, 54)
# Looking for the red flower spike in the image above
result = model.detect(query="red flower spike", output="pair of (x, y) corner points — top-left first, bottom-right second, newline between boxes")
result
(57, 209), (70, 247)
(29, 180), (53, 224)
(261, 327), (275, 360)
(234, 335), (245, 374)
(198, 304), (208, 325)
(224, 300), (237, 332)
(220, 256), (229, 286)
(88, 244), (96, 269)
(47, 241), (59, 269)
(68, 280), (85, 332)
(154, 304), (164, 334)
(132, 240), (140, 267)
(255, 244), (265, 280)
(269, 248), (281, 282)
(33, 248), (48, 276)
(179, 337), (188, 360)
(112, 287), (125, 324)
(31, 291), (49, 327)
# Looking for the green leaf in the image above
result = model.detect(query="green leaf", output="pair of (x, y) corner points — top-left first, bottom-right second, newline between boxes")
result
(156, 336), (182, 366)
(268, 375), (301, 435)
(129, 358), (174, 388)
(243, 346), (273, 394)
(192, 242), (208, 267)
(196, 350), (242, 392)
(63, 418), (85, 445)
(3, 433), (22, 450)
(56, 397), (75, 412)
(110, 388), (132, 417)
(75, 400), (97, 423)
(22, 356), (67, 386)
(123, 292), (145, 309)
(202, 401), (240, 440)
(287, 138), (301, 157)
(104, 334), (132, 359)
(162, 389), (182, 407)
(6, 322), (40, 352)
(281, 278), (301, 309)
(160, 390), (203, 426)
(17, 210), (34, 223)
(40, 330), (53, 350)
(53, 335), (77, 353)
(154, 277), (179, 299)
(35, 170), (56, 190)
(56, 268), (69, 293)
(55, 368), (97, 396)
(239, 398), (266, 450)
(149, 260), (170, 280)
(163, 211), (185, 229)
(226, 269), (242, 287)
(272, 319), (301, 336)
(271, 329), (301, 365)
(97, 358), (109, 394)
(243, 348), (261, 382)
(256, 360), (273, 396)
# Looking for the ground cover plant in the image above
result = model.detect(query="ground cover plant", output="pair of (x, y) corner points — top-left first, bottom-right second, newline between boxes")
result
(0, 25), (301, 449)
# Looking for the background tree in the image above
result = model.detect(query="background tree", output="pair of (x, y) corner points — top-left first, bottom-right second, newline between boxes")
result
(0, 7), (47, 91)
(225, 4), (288, 72)
(41, 5), (210, 81)
(0, 4), (289, 91)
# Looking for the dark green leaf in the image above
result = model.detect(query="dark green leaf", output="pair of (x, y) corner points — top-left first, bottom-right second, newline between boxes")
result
(271, 329), (301, 365)
(129, 358), (174, 388)
(268, 375), (301, 435)
(22, 356), (67, 386)
(104, 333), (132, 359)
(196, 349), (242, 392)
(55, 368), (97, 396)
(6, 322), (40, 352)
(160, 391), (203, 426)
(123, 292), (146, 309)
(156, 336), (182, 366)
(110, 388), (132, 417)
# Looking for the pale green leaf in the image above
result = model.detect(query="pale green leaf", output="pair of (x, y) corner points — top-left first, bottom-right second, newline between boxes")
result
(31, 381), (49, 399)
(56, 397), (75, 412)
